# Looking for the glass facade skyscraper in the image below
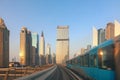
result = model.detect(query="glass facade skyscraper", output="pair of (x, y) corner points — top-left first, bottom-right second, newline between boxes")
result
(32, 33), (39, 65)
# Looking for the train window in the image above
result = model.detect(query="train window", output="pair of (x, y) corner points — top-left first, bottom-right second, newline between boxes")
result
(84, 54), (89, 67)
(80, 56), (82, 66)
(89, 54), (97, 67)
(94, 55), (97, 67)
(83, 56), (85, 66)
(89, 55), (93, 67)
(70, 60), (72, 64)
(72, 59), (75, 64)
(71, 60), (73, 64)
(66, 61), (69, 64)
(87, 54), (89, 67)
(98, 45), (114, 70)
(75, 58), (77, 64)
(71, 60), (72, 64)
(80, 56), (83, 66)
(77, 57), (80, 65)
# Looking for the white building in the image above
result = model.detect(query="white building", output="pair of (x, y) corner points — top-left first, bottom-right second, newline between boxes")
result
(56, 26), (69, 64)
(39, 31), (45, 65)
(114, 20), (120, 37)
(92, 27), (98, 47)
(46, 43), (52, 64)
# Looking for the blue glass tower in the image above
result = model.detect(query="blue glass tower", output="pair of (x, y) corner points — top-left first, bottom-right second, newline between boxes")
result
(32, 33), (39, 66)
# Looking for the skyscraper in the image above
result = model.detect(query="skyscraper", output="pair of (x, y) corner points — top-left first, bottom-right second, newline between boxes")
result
(114, 20), (120, 37)
(20, 27), (32, 66)
(32, 33), (39, 66)
(56, 26), (69, 64)
(46, 43), (52, 64)
(0, 18), (9, 68)
(40, 31), (45, 65)
(52, 53), (56, 64)
(98, 28), (106, 44)
(87, 45), (91, 51)
(92, 27), (98, 47)
(105, 22), (114, 40)
(81, 48), (86, 55)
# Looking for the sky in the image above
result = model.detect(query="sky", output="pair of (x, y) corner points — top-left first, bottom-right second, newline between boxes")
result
(0, 0), (120, 61)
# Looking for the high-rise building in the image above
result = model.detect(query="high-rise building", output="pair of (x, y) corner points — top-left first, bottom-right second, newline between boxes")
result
(98, 28), (106, 44)
(52, 53), (56, 64)
(32, 33), (39, 66)
(93, 27), (106, 46)
(27, 30), (32, 66)
(0, 18), (9, 68)
(114, 20), (120, 37)
(46, 43), (52, 64)
(92, 27), (98, 47)
(46, 44), (51, 55)
(105, 22), (115, 40)
(81, 48), (86, 55)
(40, 31), (45, 65)
(20, 27), (32, 66)
(56, 26), (69, 64)
(87, 45), (91, 51)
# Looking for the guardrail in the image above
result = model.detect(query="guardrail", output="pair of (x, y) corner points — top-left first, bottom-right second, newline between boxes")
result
(0, 64), (53, 80)
(16, 65), (56, 80)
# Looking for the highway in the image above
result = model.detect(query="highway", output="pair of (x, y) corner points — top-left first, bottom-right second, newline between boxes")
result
(16, 65), (83, 80)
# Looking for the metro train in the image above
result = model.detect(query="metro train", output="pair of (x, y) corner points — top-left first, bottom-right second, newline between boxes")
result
(66, 35), (120, 80)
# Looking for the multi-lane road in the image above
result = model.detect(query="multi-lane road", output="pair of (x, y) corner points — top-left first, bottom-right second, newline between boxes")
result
(16, 65), (84, 80)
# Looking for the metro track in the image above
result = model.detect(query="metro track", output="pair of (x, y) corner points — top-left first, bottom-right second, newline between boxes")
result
(45, 65), (82, 80)
(16, 65), (84, 80)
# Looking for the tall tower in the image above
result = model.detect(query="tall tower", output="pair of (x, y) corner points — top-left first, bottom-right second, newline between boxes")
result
(0, 18), (9, 68)
(40, 31), (45, 65)
(92, 27), (98, 47)
(56, 26), (69, 64)
(46, 43), (52, 64)
(105, 22), (114, 40)
(32, 33), (39, 66)
(46, 44), (51, 55)
(27, 30), (32, 66)
(20, 27), (32, 66)
(52, 53), (56, 64)
(114, 20), (120, 37)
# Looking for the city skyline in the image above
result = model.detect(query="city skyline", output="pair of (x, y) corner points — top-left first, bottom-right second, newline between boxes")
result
(0, 0), (120, 61)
